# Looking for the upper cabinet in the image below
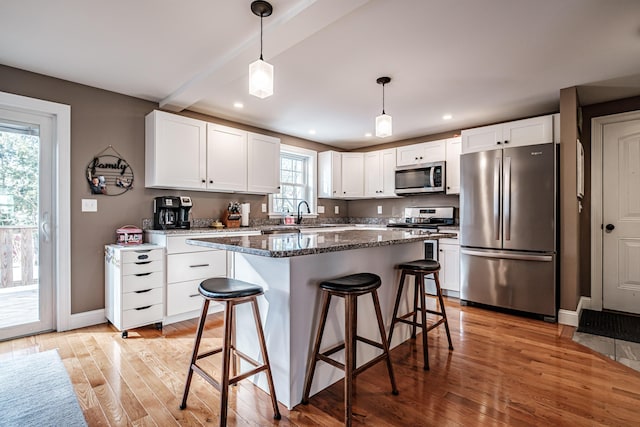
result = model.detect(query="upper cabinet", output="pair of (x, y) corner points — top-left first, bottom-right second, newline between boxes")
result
(145, 110), (280, 194)
(396, 140), (446, 167)
(461, 115), (554, 154)
(445, 137), (461, 195)
(341, 152), (364, 198)
(364, 148), (397, 197)
(247, 132), (281, 194)
(318, 151), (342, 198)
(145, 110), (207, 190)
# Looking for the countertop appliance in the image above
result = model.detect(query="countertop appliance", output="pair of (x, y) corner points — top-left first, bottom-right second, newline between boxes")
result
(395, 161), (445, 194)
(153, 196), (192, 230)
(460, 142), (557, 321)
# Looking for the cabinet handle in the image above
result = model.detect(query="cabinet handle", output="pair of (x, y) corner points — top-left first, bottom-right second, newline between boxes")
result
(135, 272), (152, 277)
(135, 305), (151, 311)
(497, 141), (502, 145)
(209, 180), (213, 184)
(137, 254), (149, 260)
(202, 179), (206, 183)
(504, 140), (509, 144)
(135, 289), (152, 294)
(135, 261), (151, 266)
(189, 263), (210, 268)
(189, 294), (200, 298)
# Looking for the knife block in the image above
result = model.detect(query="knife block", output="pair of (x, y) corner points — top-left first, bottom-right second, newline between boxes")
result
(222, 210), (241, 228)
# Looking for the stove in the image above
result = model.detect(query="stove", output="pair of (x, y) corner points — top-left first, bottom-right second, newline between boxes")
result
(387, 206), (455, 230)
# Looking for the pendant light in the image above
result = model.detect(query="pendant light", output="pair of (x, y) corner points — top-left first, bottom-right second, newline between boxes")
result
(375, 76), (392, 138)
(249, 1), (274, 99)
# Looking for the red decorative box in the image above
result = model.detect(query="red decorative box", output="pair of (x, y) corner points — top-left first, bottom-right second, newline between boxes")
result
(116, 225), (143, 245)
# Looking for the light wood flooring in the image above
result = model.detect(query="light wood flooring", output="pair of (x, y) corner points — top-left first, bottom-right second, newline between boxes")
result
(2, 298), (640, 426)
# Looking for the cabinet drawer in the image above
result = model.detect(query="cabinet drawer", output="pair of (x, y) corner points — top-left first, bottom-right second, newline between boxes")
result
(122, 259), (163, 276)
(122, 287), (163, 310)
(122, 271), (164, 293)
(167, 280), (205, 317)
(168, 251), (226, 283)
(122, 303), (163, 329)
(122, 248), (163, 264)
(166, 235), (221, 254)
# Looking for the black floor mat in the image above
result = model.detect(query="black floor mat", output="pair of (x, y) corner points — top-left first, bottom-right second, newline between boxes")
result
(577, 309), (640, 344)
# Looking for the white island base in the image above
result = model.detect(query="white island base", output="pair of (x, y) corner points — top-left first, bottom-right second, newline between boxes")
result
(230, 241), (424, 409)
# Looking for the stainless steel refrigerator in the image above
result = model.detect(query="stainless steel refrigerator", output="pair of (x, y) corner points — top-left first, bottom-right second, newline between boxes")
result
(460, 142), (557, 320)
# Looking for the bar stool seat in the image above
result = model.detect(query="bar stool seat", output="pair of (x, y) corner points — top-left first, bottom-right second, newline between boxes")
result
(302, 273), (398, 426)
(388, 259), (453, 371)
(180, 277), (280, 426)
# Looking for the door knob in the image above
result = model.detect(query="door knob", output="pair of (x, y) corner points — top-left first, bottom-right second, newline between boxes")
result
(605, 223), (615, 232)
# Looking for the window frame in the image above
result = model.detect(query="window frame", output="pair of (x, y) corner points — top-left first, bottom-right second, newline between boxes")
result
(268, 144), (317, 219)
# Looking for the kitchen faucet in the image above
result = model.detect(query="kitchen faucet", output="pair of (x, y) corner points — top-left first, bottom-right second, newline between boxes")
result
(296, 200), (311, 225)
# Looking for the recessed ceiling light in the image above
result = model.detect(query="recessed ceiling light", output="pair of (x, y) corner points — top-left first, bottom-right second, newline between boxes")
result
(308, 129), (316, 135)
(365, 132), (372, 137)
(443, 114), (453, 120)
(233, 102), (244, 109)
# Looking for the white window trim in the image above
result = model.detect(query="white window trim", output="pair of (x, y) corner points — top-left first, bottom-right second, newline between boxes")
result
(269, 144), (318, 219)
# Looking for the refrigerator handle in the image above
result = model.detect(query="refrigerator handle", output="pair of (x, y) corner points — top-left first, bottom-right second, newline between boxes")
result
(429, 166), (435, 188)
(461, 249), (553, 262)
(494, 156), (501, 241)
(504, 156), (511, 241)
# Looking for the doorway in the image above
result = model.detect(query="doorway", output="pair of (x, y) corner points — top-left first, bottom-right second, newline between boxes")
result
(0, 91), (70, 340)
(591, 110), (640, 314)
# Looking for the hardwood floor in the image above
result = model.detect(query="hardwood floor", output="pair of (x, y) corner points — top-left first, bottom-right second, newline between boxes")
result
(2, 298), (640, 426)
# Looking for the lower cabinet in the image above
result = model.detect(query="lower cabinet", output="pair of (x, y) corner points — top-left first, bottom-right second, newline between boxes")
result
(105, 244), (164, 337)
(439, 235), (460, 295)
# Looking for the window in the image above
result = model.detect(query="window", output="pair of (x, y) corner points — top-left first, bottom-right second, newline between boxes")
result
(269, 145), (317, 217)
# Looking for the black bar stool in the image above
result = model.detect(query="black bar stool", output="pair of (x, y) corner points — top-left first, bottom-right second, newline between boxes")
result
(301, 273), (398, 426)
(388, 259), (453, 370)
(180, 277), (280, 426)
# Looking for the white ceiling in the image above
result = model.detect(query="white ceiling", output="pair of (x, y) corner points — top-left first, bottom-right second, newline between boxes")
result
(2, 0), (640, 150)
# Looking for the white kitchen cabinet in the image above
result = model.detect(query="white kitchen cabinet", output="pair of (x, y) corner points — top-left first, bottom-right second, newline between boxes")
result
(207, 123), (247, 192)
(341, 152), (364, 198)
(105, 244), (164, 338)
(461, 114), (554, 154)
(145, 110), (207, 190)
(396, 139), (446, 167)
(438, 234), (460, 295)
(445, 137), (461, 195)
(318, 151), (342, 198)
(364, 148), (397, 197)
(247, 132), (280, 194)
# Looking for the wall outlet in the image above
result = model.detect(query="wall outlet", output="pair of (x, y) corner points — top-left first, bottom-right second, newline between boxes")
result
(377, 205), (383, 214)
(334, 206), (339, 214)
(318, 205), (325, 214)
(82, 199), (97, 212)
(261, 203), (267, 213)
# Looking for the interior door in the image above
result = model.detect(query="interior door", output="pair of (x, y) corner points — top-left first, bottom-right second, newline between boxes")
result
(0, 108), (54, 340)
(603, 119), (640, 314)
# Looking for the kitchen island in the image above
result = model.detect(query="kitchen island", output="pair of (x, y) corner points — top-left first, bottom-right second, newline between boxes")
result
(187, 228), (455, 409)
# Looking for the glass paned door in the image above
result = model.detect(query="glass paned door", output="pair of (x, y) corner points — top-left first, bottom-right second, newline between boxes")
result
(0, 108), (54, 340)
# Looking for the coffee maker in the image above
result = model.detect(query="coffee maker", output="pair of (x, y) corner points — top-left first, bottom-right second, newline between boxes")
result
(153, 196), (192, 230)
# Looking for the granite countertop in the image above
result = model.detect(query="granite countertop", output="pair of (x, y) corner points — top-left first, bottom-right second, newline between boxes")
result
(186, 229), (457, 258)
(145, 227), (263, 235)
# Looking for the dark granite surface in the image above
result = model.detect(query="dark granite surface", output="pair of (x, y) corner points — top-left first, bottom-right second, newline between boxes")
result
(186, 229), (457, 258)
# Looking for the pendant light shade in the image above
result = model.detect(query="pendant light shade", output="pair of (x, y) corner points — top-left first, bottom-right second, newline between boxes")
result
(249, 1), (274, 99)
(375, 76), (392, 138)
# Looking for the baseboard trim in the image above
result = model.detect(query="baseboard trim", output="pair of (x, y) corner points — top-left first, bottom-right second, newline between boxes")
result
(557, 297), (592, 327)
(68, 309), (106, 330)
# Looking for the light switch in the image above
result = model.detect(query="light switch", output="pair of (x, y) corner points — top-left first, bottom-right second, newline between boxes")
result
(377, 205), (383, 214)
(261, 203), (267, 213)
(334, 206), (339, 214)
(82, 199), (97, 212)
(318, 205), (325, 214)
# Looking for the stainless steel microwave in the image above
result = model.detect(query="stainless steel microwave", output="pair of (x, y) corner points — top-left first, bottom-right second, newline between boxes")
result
(394, 161), (445, 194)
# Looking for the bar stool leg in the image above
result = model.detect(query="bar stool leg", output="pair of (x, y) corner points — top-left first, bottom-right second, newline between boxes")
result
(219, 300), (233, 426)
(411, 274), (419, 338)
(250, 297), (281, 420)
(433, 271), (454, 350)
(371, 290), (398, 395)
(344, 292), (356, 427)
(417, 272), (430, 371)
(180, 299), (210, 409)
(388, 270), (407, 346)
(301, 291), (331, 404)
